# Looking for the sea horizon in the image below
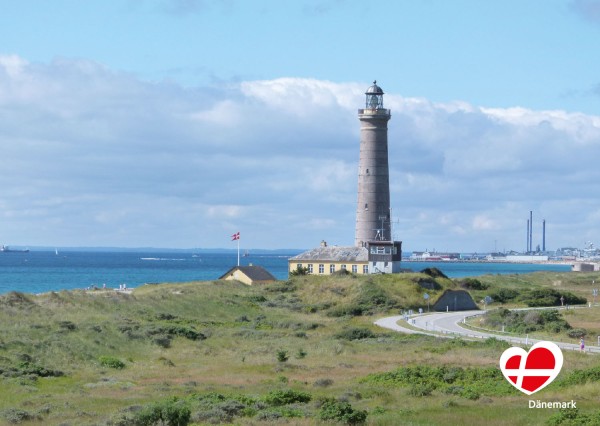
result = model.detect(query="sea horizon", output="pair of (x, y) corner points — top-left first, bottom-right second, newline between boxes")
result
(0, 249), (573, 296)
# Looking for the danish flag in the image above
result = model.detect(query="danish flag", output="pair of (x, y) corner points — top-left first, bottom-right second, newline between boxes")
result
(231, 232), (240, 241)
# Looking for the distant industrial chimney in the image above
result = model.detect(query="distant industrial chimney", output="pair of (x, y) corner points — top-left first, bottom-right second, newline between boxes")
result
(529, 211), (533, 254)
(542, 219), (546, 252)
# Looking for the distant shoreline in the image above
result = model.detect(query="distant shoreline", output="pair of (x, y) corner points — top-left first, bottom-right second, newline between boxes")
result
(402, 259), (576, 265)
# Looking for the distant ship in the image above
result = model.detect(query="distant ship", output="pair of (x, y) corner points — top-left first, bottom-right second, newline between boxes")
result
(1, 245), (29, 253)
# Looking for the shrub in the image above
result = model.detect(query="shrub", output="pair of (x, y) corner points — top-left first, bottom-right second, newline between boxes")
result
(420, 267), (448, 279)
(559, 366), (600, 387)
(156, 313), (178, 320)
(57, 320), (77, 331)
(263, 389), (311, 406)
(489, 288), (519, 303)
(295, 348), (307, 359)
(145, 325), (205, 341)
(335, 328), (376, 341)
(460, 387), (480, 400)
(290, 266), (309, 276)
(16, 362), (64, 378)
(458, 278), (489, 290)
(276, 349), (289, 362)
(567, 328), (587, 338)
(99, 356), (125, 369)
(1, 408), (38, 424)
(318, 399), (367, 424)
(153, 336), (172, 348)
(407, 383), (435, 397)
(481, 308), (571, 334)
(415, 277), (442, 290)
(134, 397), (191, 426)
(519, 289), (586, 307)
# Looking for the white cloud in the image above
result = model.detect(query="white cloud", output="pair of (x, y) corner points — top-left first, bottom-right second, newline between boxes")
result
(1, 55), (600, 251)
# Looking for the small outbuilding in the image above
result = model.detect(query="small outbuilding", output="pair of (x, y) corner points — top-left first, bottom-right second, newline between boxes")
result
(432, 290), (478, 312)
(219, 265), (277, 286)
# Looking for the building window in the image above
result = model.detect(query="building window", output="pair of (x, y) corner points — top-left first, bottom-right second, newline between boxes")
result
(341, 264), (347, 271)
(307, 264), (313, 274)
(296, 264), (302, 270)
(330, 264), (335, 273)
(352, 265), (358, 273)
(363, 265), (369, 274)
(318, 264), (324, 274)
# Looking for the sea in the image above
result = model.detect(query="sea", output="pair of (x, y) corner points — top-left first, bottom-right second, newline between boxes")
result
(0, 250), (572, 295)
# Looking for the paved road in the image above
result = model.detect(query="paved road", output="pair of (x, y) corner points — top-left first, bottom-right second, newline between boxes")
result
(375, 311), (600, 354)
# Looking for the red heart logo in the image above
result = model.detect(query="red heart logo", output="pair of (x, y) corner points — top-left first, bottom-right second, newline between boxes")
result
(499, 341), (563, 395)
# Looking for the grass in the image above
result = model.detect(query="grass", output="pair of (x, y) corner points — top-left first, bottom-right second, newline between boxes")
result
(0, 271), (599, 424)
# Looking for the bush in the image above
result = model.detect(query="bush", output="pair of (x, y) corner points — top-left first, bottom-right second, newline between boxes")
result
(276, 349), (289, 362)
(57, 320), (77, 331)
(1, 408), (38, 424)
(290, 266), (309, 276)
(567, 328), (587, 339)
(295, 348), (307, 359)
(420, 267), (448, 279)
(458, 278), (489, 290)
(481, 308), (571, 334)
(489, 288), (519, 303)
(407, 383), (435, 397)
(99, 356), (125, 369)
(318, 399), (367, 424)
(559, 366), (600, 387)
(335, 328), (376, 341)
(145, 325), (205, 341)
(415, 277), (442, 290)
(16, 362), (64, 378)
(263, 389), (311, 406)
(519, 289), (586, 307)
(134, 397), (191, 426)
(153, 336), (172, 348)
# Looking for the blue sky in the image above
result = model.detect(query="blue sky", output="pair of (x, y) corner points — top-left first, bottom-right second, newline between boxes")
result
(1, 0), (600, 252)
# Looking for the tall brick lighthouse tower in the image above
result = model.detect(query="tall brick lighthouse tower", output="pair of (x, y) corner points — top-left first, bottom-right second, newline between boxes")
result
(355, 81), (401, 273)
(287, 81), (401, 277)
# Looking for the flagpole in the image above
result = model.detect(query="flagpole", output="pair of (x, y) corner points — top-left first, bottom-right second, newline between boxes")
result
(237, 237), (240, 266)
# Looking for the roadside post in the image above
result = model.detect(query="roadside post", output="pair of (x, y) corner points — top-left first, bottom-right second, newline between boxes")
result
(484, 296), (492, 310)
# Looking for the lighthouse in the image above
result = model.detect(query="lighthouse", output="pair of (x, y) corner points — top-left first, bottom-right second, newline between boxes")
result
(287, 81), (402, 276)
(355, 81), (391, 246)
(355, 81), (401, 273)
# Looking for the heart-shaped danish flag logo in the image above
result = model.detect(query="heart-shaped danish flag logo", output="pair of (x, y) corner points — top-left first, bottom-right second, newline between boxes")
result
(499, 341), (563, 395)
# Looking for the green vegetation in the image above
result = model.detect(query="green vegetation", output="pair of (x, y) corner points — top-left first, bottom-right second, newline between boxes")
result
(0, 270), (599, 424)
(98, 355), (126, 370)
(362, 363), (515, 399)
(481, 308), (572, 334)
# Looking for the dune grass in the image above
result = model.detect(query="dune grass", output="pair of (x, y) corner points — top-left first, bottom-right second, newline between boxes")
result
(0, 271), (599, 424)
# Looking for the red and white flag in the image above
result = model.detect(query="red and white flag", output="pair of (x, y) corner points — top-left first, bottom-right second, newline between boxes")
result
(231, 232), (240, 241)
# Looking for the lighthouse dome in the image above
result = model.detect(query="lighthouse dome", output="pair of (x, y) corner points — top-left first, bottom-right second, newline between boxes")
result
(365, 80), (384, 95)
